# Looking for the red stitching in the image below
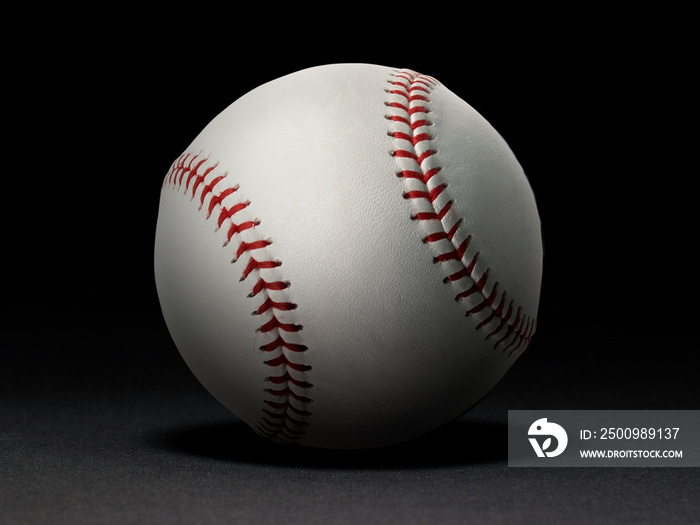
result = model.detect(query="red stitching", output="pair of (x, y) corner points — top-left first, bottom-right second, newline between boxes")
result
(386, 70), (536, 357)
(163, 153), (312, 444)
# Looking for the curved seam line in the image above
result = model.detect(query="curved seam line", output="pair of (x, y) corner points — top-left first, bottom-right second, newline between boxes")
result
(163, 152), (313, 443)
(386, 69), (536, 356)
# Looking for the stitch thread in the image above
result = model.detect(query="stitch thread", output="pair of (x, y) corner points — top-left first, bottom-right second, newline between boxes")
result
(163, 153), (312, 444)
(386, 70), (536, 356)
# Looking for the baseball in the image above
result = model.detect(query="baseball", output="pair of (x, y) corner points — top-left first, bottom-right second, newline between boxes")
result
(154, 63), (543, 449)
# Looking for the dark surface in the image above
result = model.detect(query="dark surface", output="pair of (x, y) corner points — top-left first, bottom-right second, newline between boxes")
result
(5, 11), (698, 524)
(3, 392), (699, 524)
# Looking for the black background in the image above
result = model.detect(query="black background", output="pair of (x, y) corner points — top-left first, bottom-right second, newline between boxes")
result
(4, 8), (698, 524)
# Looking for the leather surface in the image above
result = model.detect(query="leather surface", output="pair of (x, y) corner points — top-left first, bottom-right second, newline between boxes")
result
(154, 63), (543, 448)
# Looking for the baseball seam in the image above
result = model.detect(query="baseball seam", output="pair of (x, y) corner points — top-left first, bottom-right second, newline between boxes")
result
(386, 69), (536, 356)
(163, 153), (312, 444)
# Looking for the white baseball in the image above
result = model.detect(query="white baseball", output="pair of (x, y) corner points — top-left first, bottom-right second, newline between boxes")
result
(154, 63), (543, 449)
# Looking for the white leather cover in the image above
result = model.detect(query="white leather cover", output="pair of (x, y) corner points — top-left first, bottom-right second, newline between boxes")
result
(154, 63), (543, 449)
